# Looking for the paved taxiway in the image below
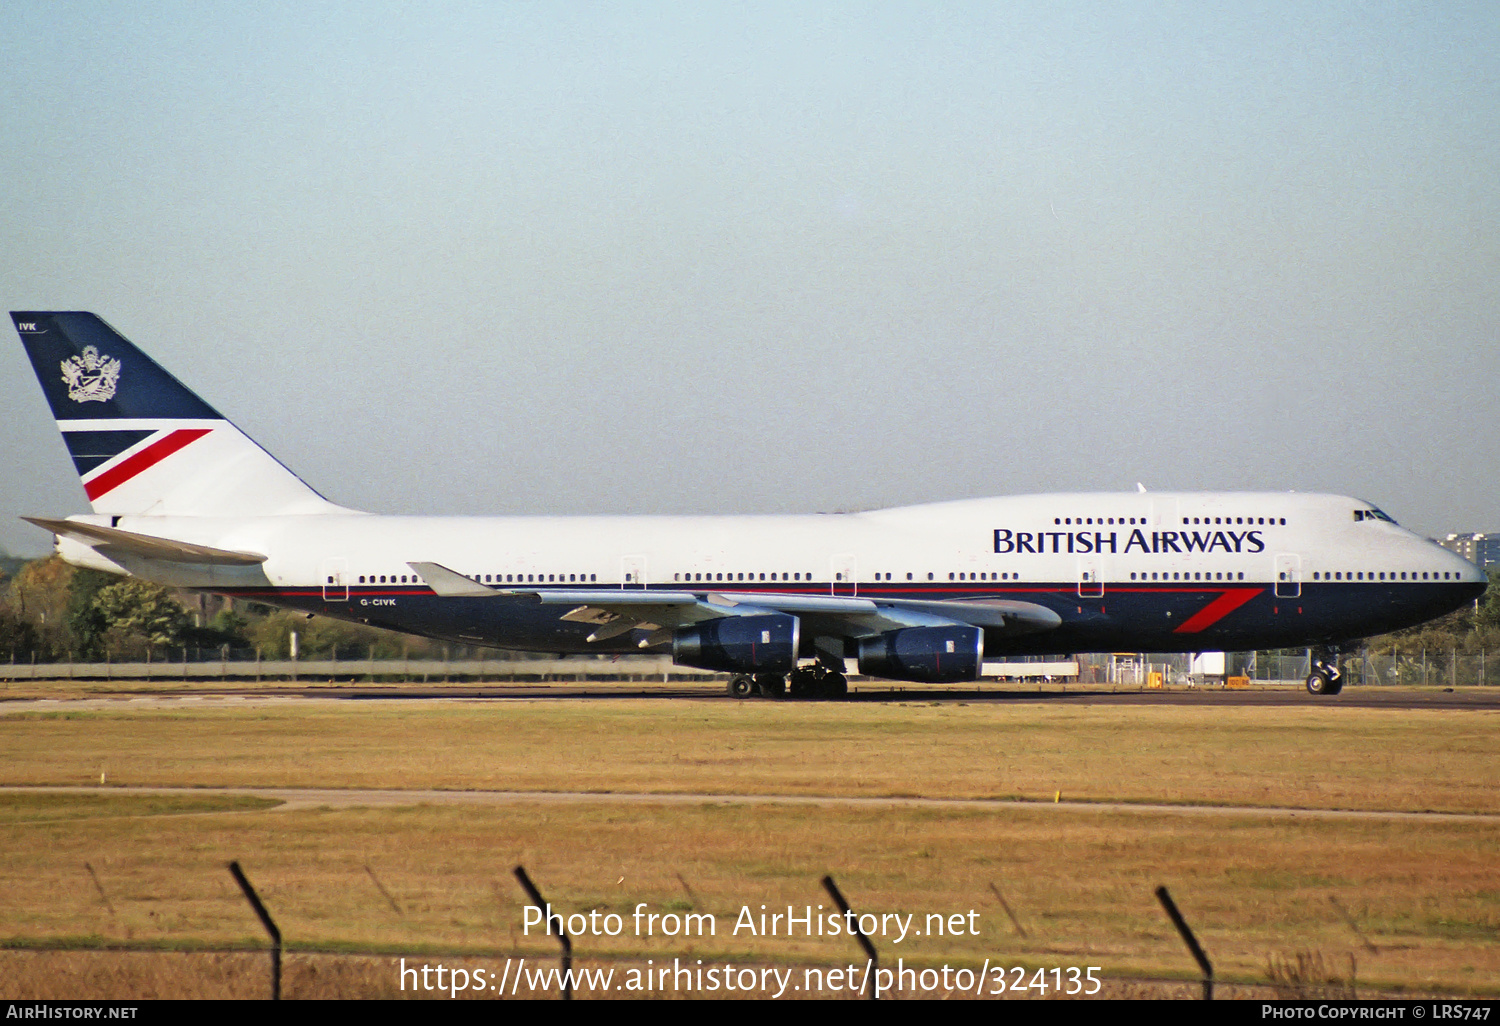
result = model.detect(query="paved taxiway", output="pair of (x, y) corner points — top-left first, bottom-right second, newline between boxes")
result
(3, 683), (1497, 710)
(8, 784), (1499, 824)
(6, 685), (1494, 830)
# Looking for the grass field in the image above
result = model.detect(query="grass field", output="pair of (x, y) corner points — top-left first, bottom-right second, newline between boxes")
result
(2, 698), (1497, 812)
(1, 693), (1497, 998)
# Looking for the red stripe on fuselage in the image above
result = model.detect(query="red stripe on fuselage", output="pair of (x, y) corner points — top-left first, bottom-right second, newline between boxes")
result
(1173, 587), (1264, 633)
(83, 428), (211, 500)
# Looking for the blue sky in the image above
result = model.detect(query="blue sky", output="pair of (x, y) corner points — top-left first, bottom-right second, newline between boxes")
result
(2, 3), (1496, 553)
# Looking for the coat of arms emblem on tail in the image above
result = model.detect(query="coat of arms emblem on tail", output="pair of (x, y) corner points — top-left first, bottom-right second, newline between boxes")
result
(60, 345), (121, 402)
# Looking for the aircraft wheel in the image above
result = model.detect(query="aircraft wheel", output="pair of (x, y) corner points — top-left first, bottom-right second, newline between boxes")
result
(728, 674), (755, 699)
(1305, 672), (1332, 696)
(755, 673), (786, 698)
(823, 672), (848, 699)
(1324, 676), (1343, 696)
(787, 666), (816, 699)
(803, 665), (846, 700)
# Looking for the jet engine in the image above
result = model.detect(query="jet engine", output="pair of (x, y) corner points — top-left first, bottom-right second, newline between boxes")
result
(673, 613), (800, 674)
(857, 625), (983, 683)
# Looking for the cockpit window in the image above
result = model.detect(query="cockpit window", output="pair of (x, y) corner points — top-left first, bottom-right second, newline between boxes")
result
(1353, 507), (1398, 525)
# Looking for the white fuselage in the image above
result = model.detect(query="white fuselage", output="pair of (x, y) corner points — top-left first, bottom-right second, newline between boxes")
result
(57, 490), (1485, 657)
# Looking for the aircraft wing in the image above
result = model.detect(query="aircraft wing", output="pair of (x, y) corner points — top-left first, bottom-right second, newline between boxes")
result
(408, 562), (1059, 644)
(408, 562), (755, 644)
(24, 516), (267, 566)
(553, 591), (1063, 647)
(706, 591), (1061, 638)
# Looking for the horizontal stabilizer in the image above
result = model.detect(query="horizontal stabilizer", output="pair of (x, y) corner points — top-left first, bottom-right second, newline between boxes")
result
(23, 516), (266, 566)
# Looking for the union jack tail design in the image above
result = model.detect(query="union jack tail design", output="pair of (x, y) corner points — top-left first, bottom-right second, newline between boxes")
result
(12, 312), (349, 518)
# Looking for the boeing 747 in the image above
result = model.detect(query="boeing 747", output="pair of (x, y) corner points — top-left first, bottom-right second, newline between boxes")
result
(12, 312), (1486, 698)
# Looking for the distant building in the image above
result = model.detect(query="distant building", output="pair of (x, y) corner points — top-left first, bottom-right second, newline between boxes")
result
(1480, 536), (1500, 570)
(1438, 533), (1500, 569)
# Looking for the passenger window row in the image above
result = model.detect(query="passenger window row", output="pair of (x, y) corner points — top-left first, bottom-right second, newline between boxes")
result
(1183, 516), (1285, 526)
(872, 572), (1024, 582)
(673, 572), (811, 583)
(1053, 516), (1145, 526)
(1129, 572), (1247, 581)
(1312, 571), (1455, 581)
(344, 563), (1458, 588)
(485, 573), (597, 584)
(1045, 515), (1287, 527)
(350, 573), (601, 585)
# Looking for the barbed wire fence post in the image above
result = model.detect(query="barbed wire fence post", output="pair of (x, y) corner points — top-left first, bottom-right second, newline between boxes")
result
(513, 865), (572, 1000)
(822, 875), (879, 1000)
(228, 861), (282, 1000)
(1155, 885), (1212, 1000)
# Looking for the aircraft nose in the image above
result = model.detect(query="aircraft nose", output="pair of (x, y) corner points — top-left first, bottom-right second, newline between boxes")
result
(1440, 549), (1490, 600)
(1448, 551), (1485, 581)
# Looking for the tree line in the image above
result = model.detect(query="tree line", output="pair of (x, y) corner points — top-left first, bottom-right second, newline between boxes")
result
(0, 556), (447, 662)
(1, 554), (1495, 669)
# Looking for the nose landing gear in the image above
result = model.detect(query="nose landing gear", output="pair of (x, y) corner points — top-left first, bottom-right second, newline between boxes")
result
(1305, 649), (1344, 696)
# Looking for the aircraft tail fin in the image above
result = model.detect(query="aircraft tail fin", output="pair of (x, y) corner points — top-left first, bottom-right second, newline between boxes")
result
(12, 312), (353, 518)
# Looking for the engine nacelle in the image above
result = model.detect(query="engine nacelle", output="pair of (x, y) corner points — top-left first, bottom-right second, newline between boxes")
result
(673, 613), (800, 674)
(857, 625), (983, 683)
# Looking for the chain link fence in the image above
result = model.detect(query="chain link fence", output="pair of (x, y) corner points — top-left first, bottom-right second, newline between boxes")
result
(5, 646), (1493, 687)
(1077, 648), (1494, 687)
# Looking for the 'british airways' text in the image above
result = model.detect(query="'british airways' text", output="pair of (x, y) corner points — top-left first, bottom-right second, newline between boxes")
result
(993, 529), (1267, 555)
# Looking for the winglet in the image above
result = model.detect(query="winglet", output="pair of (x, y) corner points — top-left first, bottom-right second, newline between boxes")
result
(406, 561), (499, 597)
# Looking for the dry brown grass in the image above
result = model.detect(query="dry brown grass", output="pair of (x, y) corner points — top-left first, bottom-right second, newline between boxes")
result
(1265, 950), (1359, 999)
(1, 793), (1496, 995)
(1, 697), (1497, 998)
(0, 699), (1496, 812)
(0, 949), (1360, 1000)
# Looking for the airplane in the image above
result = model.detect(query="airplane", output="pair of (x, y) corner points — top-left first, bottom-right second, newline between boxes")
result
(11, 311), (1488, 698)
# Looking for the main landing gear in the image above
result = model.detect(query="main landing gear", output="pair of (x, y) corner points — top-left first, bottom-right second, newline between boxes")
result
(789, 664), (848, 699)
(727, 674), (786, 698)
(1305, 648), (1344, 696)
(726, 665), (847, 700)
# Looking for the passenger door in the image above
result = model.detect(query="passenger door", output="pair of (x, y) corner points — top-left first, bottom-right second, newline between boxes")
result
(830, 554), (857, 597)
(1077, 557), (1104, 599)
(321, 557), (348, 601)
(1274, 553), (1301, 598)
